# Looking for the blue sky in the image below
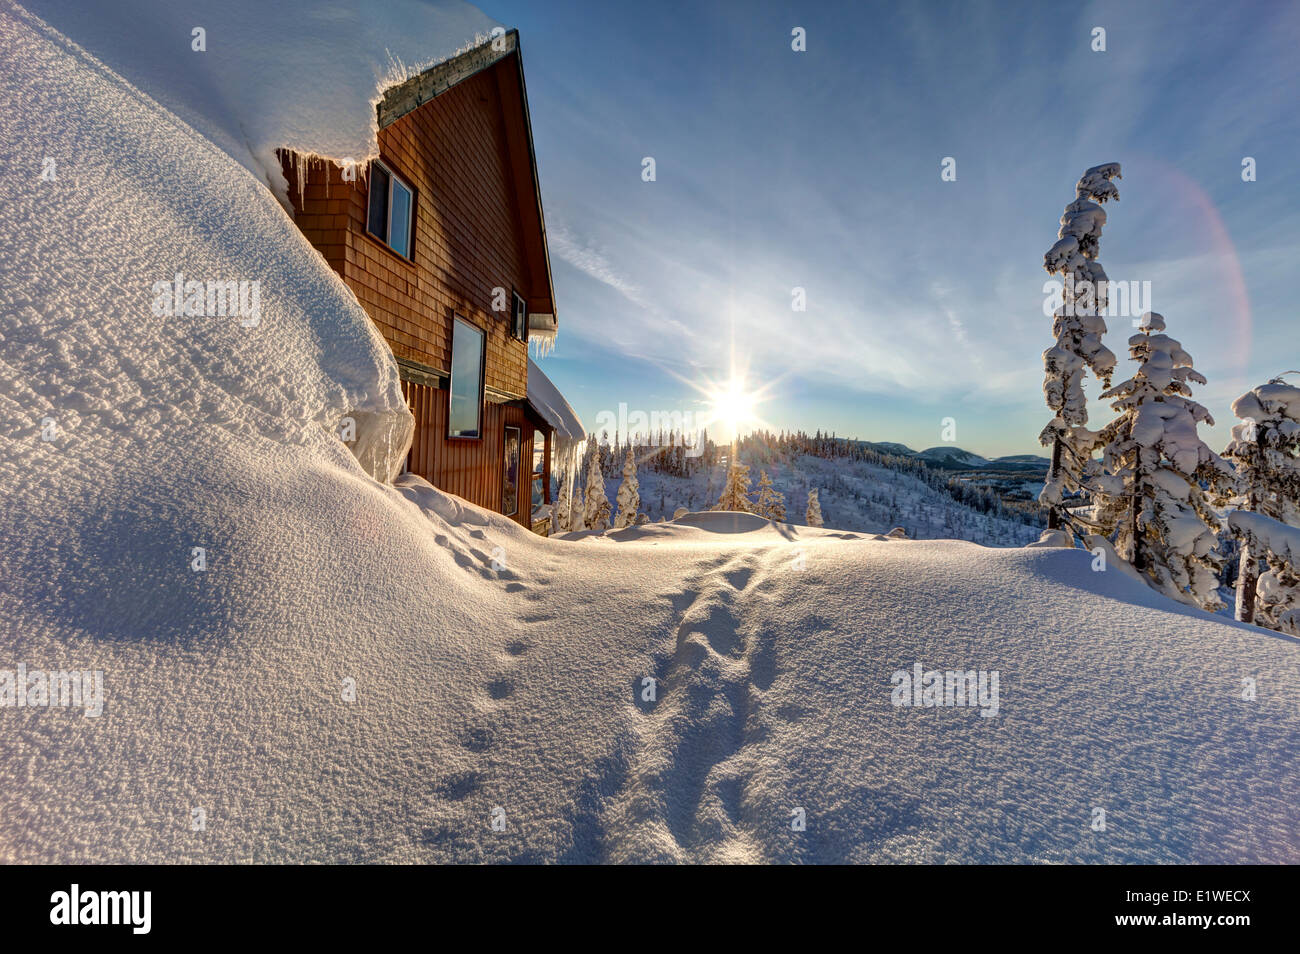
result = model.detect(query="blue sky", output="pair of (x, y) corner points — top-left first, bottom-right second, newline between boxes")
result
(485, 0), (1299, 456)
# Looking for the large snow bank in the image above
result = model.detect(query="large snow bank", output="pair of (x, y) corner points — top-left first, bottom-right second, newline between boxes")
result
(11, 459), (1300, 862)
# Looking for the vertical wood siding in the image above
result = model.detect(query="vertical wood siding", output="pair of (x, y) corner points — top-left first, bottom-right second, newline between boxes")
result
(399, 380), (536, 528)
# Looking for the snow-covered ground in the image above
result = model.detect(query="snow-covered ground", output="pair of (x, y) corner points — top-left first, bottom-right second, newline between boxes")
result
(7, 476), (1300, 863)
(2, 0), (1298, 864)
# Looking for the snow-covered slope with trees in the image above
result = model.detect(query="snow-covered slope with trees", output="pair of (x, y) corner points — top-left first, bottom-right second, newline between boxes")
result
(592, 444), (1045, 546)
(1, 0), (1297, 865)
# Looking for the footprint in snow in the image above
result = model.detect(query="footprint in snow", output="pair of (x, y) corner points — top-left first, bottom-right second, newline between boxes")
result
(458, 726), (495, 753)
(434, 770), (482, 801)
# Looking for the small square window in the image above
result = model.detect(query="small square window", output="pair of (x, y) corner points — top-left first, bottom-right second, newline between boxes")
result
(512, 292), (528, 341)
(366, 161), (414, 258)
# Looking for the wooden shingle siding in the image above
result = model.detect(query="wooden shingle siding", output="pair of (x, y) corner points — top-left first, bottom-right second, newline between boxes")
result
(281, 59), (532, 396)
(283, 47), (551, 530)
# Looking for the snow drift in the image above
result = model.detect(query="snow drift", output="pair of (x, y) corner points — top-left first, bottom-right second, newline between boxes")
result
(1, 0), (1298, 864)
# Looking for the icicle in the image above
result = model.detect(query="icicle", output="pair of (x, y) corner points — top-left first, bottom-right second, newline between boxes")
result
(528, 314), (557, 358)
(529, 333), (556, 358)
(293, 151), (308, 209)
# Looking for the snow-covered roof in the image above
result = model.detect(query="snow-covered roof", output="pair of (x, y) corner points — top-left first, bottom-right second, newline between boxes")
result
(527, 357), (585, 442)
(22, 0), (502, 210)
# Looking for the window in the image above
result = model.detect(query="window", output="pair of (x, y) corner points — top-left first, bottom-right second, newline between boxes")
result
(511, 291), (528, 341)
(531, 430), (547, 510)
(502, 427), (521, 516)
(366, 161), (413, 258)
(448, 317), (484, 438)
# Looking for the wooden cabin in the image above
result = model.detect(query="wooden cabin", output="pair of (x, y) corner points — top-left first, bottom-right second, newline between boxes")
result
(282, 30), (581, 530)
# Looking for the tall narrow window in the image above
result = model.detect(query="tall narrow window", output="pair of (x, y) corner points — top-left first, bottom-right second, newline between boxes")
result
(366, 161), (414, 258)
(502, 427), (521, 516)
(448, 317), (484, 439)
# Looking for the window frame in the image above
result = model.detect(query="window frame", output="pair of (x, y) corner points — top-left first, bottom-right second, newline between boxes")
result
(365, 159), (415, 260)
(511, 291), (528, 342)
(447, 316), (485, 440)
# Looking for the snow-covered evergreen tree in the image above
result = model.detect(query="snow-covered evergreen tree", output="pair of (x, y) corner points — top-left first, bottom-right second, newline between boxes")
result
(806, 487), (823, 527)
(583, 445), (610, 532)
(715, 462), (753, 512)
(614, 446), (641, 529)
(1228, 511), (1300, 635)
(755, 470), (786, 521)
(1039, 162), (1122, 529)
(1091, 312), (1235, 609)
(1221, 377), (1300, 624)
(553, 479), (572, 533)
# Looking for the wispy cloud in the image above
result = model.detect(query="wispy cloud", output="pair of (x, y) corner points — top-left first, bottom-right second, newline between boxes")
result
(548, 222), (651, 311)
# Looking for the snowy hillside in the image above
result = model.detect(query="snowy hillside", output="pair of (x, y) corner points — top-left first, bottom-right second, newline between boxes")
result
(917, 446), (990, 468)
(859, 442), (1050, 474)
(618, 452), (1043, 546)
(1, 0), (1298, 866)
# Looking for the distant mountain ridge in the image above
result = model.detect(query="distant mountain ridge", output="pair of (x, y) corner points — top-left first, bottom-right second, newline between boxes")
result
(857, 441), (1050, 473)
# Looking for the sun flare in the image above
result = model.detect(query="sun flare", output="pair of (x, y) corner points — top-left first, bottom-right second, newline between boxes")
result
(707, 377), (759, 437)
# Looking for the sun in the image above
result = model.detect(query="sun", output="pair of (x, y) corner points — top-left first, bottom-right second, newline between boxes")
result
(707, 376), (759, 437)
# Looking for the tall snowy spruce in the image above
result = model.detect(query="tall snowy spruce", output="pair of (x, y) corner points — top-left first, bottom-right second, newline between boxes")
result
(1221, 377), (1300, 625)
(1092, 313), (1236, 609)
(715, 462), (753, 512)
(614, 446), (641, 529)
(1039, 162), (1122, 530)
(805, 487), (823, 527)
(583, 444), (611, 532)
(755, 470), (786, 521)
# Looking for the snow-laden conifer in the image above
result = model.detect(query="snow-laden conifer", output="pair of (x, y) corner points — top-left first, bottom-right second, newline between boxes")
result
(614, 446), (641, 529)
(715, 462), (753, 512)
(553, 481), (572, 533)
(1221, 377), (1300, 624)
(1039, 162), (1122, 528)
(1091, 312), (1235, 609)
(805, 487), (823, 527)
(584, 445), (611, 531)
(1227, 511), (1300, 635)
(755, 470), (786, 521)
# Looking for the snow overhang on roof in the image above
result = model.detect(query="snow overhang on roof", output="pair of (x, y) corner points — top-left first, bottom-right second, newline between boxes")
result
(527, 357), (584, 443)
(377, 30), (558, 324)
